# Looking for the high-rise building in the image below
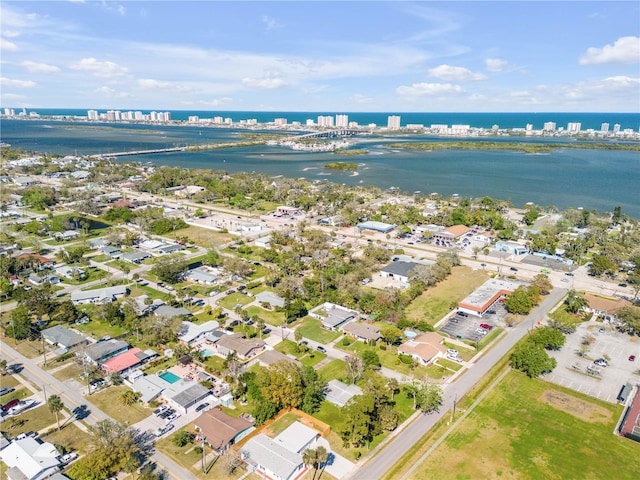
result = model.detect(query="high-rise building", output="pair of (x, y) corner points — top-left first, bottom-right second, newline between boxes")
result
(87, 110), (98, 120)
(567, 122), (581, 133)
(274, 118), (287, 126)
(601, 123), (609, 133)
(335, 114), (348, 127)
(317, 115), (334, 127)
(613, 124), (621, 134)
(543, 122), (556, 132)
(306, 119), (315, 126)
(387, 115), (401, 130)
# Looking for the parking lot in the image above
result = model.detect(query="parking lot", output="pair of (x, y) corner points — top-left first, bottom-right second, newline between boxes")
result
(545, 321), (640, 404)
(438, 302), (508, 342)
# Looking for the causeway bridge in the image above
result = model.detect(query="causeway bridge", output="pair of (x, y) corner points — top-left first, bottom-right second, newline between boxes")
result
(90, 146), (185, 158)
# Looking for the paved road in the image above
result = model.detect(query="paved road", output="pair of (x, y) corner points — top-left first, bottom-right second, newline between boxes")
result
(346, 287), (567, 480)
(0, 341), (197, 480)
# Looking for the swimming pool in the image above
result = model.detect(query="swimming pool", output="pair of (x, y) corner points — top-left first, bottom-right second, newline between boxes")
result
(404, 330), (418, 339)
(201, 349), (215, 358)
(159, 371), (181, 384)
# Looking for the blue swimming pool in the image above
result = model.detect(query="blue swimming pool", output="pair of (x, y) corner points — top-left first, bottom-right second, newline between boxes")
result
(201, 349), (214, 358)
(159, 371), (181, 384)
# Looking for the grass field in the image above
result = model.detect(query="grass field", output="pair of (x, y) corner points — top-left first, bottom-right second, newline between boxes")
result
(39, 422), (92, 454)
(217, 292), (253, 310)
(296, 317), (342, 344)
(405, 266), (489, 325)
(89, 386), (152, 424)
(165, 225), (233, 247)
(0, 405), (57, 437)
(407, 371), (640, 480)
(245, 305), (286, 326)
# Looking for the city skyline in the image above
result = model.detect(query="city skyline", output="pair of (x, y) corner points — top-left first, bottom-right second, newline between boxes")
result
(1, 1), (639, 113)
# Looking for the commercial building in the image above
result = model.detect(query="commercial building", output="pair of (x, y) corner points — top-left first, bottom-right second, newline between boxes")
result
(356, 220), (396, 233)
(457, 278), (520, 316)
(387, 115), (401, 130)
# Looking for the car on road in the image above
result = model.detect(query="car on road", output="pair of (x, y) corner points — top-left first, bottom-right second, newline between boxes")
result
(629, 355), (636, 362)
(510, 267), (518, 271)
(480, 263), (486, 267)
(0, 387), (15, 397)
(15, 431), (37, 440)
(227, 289), (236, 295)
(317, 346), (327, 353)
(565, 272), (574, 276)
(618, 283), (627, 288)
(594, 358), (608, 367)
(60, 452), (78, 464)
(195, 402), (210, 412)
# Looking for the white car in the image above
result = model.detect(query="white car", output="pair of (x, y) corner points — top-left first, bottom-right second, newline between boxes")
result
(475, 328), (488, 335)
(60, 452), (78, 464)
(155, 423), (174, 437)
(446, 354), (462, 362)
(447, 349), (458, 356)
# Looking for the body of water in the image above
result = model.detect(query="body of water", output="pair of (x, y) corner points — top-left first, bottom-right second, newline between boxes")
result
(1, 116), (639, 218)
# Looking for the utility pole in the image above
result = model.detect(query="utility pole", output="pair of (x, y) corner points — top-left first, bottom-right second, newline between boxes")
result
(201, 435), (206, 473)
(41, 332), (47, 367)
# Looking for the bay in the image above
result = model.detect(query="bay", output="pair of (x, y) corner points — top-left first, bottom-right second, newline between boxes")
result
(1, 117), (639, 218)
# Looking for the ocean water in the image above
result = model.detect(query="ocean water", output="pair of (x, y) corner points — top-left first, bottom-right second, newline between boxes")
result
(1, 117), (639, 218)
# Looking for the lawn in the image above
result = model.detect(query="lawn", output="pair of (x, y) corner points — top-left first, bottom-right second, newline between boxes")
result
(334, 340), (428, 378)
(10, 339), (44, 359)
(245, 305), (286, 326)
(317, 359), (348, 382)
(217, 292), (253, 310)
(164, 225), (233, 247)
(39, 423), (92, 454)
(274, 339), (305, 358)
(0, 374), (21, 389)
(61, 266), (108, 285)
(0, 405), (57, 437)
(0, 387), (29, 404)
(52, 363), (85, 382)
(408, 371), (640, 480)
(73, 318), (128, 340)
(89, 386), (152, 424)
(443, 342), (476, 362)
(405, 266), (489, 325)
(296, 317), (342, 344)
(128, 284), (174, 302)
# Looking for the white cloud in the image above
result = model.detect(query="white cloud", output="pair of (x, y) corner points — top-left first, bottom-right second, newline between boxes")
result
(262, 15), (282, 32)
(0, 38), (18, 51)
(396, 82), (464, 96)
(2, 30), (20, 38)
(1, 77), (37, 88)
(1, 93), (25, 101)
(201, 97), (234, 107)
(350, 93), (374, 104)
(94, 86), (129, 98)
(21, 61), (59, 73)
(137, 79), (182, 90)
(242, 76), (288, 89)
(580, 36), (640, 65)
(427, 64), (487, 81)
(69, 57), (128, 77)
(485, 58), (508, 72)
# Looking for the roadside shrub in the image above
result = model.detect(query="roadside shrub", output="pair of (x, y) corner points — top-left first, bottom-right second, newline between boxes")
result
(399, 354), (413, 365)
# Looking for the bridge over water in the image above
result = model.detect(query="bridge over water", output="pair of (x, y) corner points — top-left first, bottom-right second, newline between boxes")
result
(90, 146), (185, 158)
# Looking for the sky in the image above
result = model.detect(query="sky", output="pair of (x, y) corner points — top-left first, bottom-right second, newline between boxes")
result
(1, 0), (639, 112)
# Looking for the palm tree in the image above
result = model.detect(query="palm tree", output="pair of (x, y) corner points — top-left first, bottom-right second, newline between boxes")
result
(119, 390), (141, 406)
(302, 448), (317, 477)
(48, 394), (64, 431)
(314, 446), (328, 480)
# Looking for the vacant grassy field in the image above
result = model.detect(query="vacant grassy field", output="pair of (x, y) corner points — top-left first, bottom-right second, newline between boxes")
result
(408, 371), (640, 480)
(317, 359), (348, 382)
(405, 266), (489, 324)
(39, 423), (91, 454)
(89, 386), (152, 424)
(245, 305), (286, 326)
(217, 292), (253, 310)
(296, 317), (342, 344)
(165, 225), (233, 247)
(0, 405), (57, 437)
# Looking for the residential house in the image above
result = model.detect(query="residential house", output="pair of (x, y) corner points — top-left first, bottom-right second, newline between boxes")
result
(80, 339), (129, 365)
(398, 332), (447, 366)
(254, 236), (271, 248)
(0, 437), (61, 480)
(254, 291), (286, 308)
(274, 422), (319, 454)
(240, 434), (305, 480)
(28, 273), (60, 286)
(325, 379), (363, 407)
(100, 245), (122, 258)
(41, 325), (87, 350)
(154, 305), (192, 319)
(380, 261), (420, 284)
(216, 333), (265, 360)
(255, 350), (299, 368)
(54, 230), (81, 241)
(163, 379), (212, 413)
(54, 265), (86, 280)
(178, 320), (220, 344)
(120, 251), (151, 264)
(185, 267), (220, 285)
(309, 302), (359, 330)
(71, 285), (127, 305)
(194, 407), (254, 453)
(101, 347), (157, 375)
(342, 322), (382, 343)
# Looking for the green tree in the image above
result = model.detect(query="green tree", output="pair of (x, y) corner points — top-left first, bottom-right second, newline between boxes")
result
(9, 306), (33, 340)
(589, 254), (615, 276)
(52, 300), (79, 324)
(259, 361), (304, 410)
(564, 290), (588, 314)
(504, 286), (534, 315)
(510, 341), (557, 378)
(380, 325), (402, 345)
(417, 382), (443, 414)
(616, 306), (640, 334)
(531, 274), (553, 295)
(119, 390), (141, 406)
(361, 350), (381, 369)
(172, 429), (195, 447)
(48, 394), (65, 431)
(529, 326), (566, 350)
(150, 255), (189, 284)
(345, 354), (365, 384)
(339, 395), (376, 448)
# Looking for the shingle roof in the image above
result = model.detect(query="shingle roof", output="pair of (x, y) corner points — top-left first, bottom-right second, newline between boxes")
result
(195, 408), (254, 450)
(41, 325), (86, 348)
(241, 434), (302, 480)
(381, 261), (419, 278)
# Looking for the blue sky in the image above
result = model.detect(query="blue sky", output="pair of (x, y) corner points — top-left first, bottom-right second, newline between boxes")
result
(1, 1), (639, 112)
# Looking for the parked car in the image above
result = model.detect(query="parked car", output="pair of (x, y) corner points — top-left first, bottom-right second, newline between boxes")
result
(195, 402), (210, 412)
(15, 431), (37, 440)
(510, 267), (518, 271)
(1, 399), (21, 412)
(153, 405), (170, 417)
(60, 452), (78, 464)
(594, 358), (608, 367)
(446, 349), (458, 356)
(0, 387), (15, 397)
(317, 346), (327, 353)
(629, 355), (636, 362)
(154, 424), (174, 437)
(475, 328), (488, 335)
(166, 412), (180, 422)
(479, 323), (493, 330)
